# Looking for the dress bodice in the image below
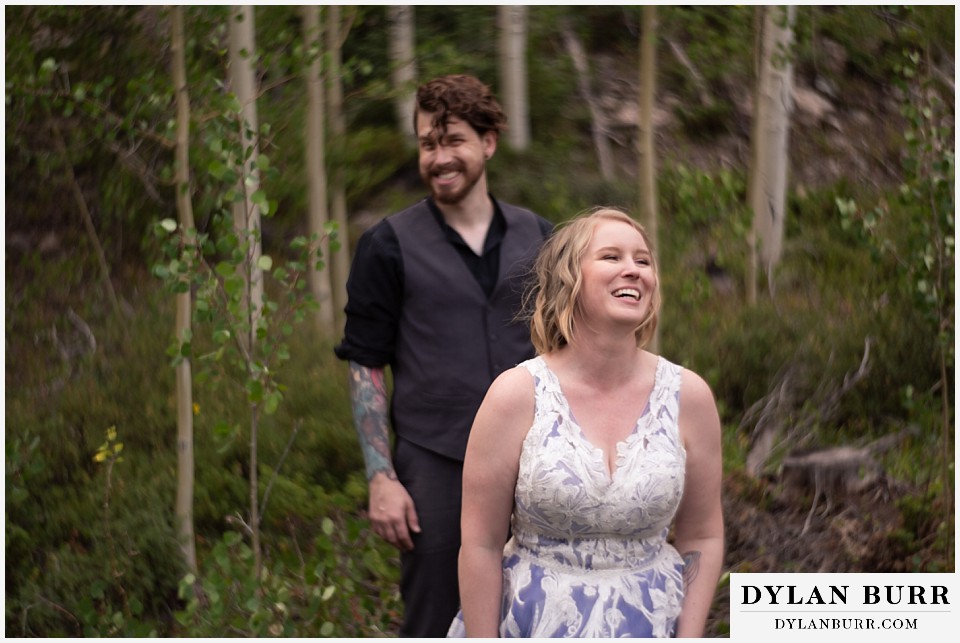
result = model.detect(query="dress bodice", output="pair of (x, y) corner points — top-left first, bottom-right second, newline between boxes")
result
(512, 355), (686, 559)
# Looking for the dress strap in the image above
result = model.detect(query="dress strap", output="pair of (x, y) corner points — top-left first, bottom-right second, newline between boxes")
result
(646, 357), (683, 426)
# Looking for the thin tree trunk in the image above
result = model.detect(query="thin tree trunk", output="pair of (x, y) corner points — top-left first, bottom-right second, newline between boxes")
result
(638, 6), (659, 354)
(327, 5), (351, 336)
(561, 21), (615, 182)
(387, 5), (417, 146)
(228, 3), (263, 579)
(746, 7), (763, 306)
(498, 5), (529, 151)
(228, 5), (265, 337)
(301, 5), (336, 337)
(747, 5), (796, 303)
(170, 4), (197, 574)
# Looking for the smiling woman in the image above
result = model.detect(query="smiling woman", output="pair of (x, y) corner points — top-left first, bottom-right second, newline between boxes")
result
(527, 208), (662, 355)
(450, 207), (725, 638)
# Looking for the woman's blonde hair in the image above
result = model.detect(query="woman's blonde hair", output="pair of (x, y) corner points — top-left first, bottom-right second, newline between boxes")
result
(526, 207), (661, 354)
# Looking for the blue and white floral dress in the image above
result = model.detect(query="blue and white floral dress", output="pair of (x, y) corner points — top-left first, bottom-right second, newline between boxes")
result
(449, 355), (687, 638)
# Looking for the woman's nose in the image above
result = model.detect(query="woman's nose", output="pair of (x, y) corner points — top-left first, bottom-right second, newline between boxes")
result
(621, 260), (640, 276)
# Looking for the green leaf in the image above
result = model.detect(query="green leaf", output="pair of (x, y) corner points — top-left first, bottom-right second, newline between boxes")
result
(257, 255), (273, 272)
(264, 391), (281, 415)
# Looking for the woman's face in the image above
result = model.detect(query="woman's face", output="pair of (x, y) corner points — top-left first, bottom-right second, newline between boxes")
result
(576, 219), (657, 333)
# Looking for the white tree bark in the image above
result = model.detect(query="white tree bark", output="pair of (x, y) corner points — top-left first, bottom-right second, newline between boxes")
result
(301, 5), (335, 337)
(498, 5), (529, 151)
(170, 4), (197, 574)
(388, 5), (417, 145)
(638, 6), (659, 354)
(327, 5), (351, 335)
(748, 5), (796, 303)
(228, 5), (264, 333)
(227, 3), (264, 578)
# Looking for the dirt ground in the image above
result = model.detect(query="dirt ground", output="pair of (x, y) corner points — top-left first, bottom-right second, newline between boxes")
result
(704, 467), (952, 637)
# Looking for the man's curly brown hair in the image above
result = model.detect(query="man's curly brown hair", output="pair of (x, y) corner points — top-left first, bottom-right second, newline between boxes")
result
(414, 74), (507, 139)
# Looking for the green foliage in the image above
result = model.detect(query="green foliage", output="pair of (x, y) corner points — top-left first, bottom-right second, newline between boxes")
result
(834, 48), (954, 422)
(174, 508), (401, 637)
(5, 5), (956, 637)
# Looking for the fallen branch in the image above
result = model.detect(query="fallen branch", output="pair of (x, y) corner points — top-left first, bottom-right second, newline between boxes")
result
(743, 337), (873, 477)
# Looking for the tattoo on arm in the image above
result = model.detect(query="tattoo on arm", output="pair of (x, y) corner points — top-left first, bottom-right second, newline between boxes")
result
(682, 551), (701, 589)
(348, 362), (396, 481)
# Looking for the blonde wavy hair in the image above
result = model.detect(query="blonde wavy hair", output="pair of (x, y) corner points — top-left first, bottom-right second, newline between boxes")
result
(527, 207), (661, 354)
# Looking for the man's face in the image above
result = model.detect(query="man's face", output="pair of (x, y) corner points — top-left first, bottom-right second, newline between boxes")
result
(416, 112), (496, 206)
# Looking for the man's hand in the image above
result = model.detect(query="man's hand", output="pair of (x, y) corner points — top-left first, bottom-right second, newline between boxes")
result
(368, 471), (421, 551)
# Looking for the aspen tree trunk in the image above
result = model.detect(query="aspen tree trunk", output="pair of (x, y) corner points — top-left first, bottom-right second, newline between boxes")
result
(388, 5), (417, 145)
(301, 6), (336, 337)
(327, 5), (351, 335)
(498, 5), (530, 151)
(747, 5), (796, 304)
(170, 4), (197, 574)
(227, 4), (264, 579)
(638, 6), (659, 354)
(746, 7), (763, 306)
(561, 21), (615, 182)
(228, 5), (265, 334)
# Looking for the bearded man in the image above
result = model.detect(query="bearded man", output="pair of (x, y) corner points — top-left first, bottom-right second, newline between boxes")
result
(334, 74), (553, 637)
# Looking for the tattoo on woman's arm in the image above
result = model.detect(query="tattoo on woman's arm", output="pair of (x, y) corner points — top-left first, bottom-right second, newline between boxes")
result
(349, 363), (395, 481)
(682, 551), (701, 589)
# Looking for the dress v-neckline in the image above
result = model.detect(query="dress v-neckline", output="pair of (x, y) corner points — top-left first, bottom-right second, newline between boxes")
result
(538, 356), (663, 479)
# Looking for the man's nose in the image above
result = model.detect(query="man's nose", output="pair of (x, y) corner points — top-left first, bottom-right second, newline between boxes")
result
(433, 144), (453, 164)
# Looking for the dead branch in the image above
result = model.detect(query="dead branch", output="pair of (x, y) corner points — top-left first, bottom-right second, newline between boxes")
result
(104, 139), (164, 202)
(48, 115), (126, 324)
(560, 21), (616, 182)
(743, 337), (873, 477)
(666, 37), (714, 108)
(66, 308), (97, 355)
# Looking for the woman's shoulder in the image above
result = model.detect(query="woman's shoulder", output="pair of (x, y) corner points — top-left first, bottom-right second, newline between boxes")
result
(677, 366), (715, 404)
(472, 363), (537, 444)
(488, 361), (537, 401)
(675, 365), (722, 447)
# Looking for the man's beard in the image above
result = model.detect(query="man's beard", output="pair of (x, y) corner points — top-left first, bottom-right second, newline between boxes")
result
(422, 161), (484, 205)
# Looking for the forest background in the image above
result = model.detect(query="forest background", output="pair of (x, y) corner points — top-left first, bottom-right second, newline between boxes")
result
(3, 4), (955, 638)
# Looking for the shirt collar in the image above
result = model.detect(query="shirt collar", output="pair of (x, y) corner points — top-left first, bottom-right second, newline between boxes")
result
(426, 195), (506, 255)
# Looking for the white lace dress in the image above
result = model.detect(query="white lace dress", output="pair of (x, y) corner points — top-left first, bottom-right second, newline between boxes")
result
(448, 355), (687, 638)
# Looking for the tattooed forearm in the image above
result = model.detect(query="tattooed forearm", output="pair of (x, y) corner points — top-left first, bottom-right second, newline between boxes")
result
(682, 551), (701, 589)
(348, 362), (395, 481)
